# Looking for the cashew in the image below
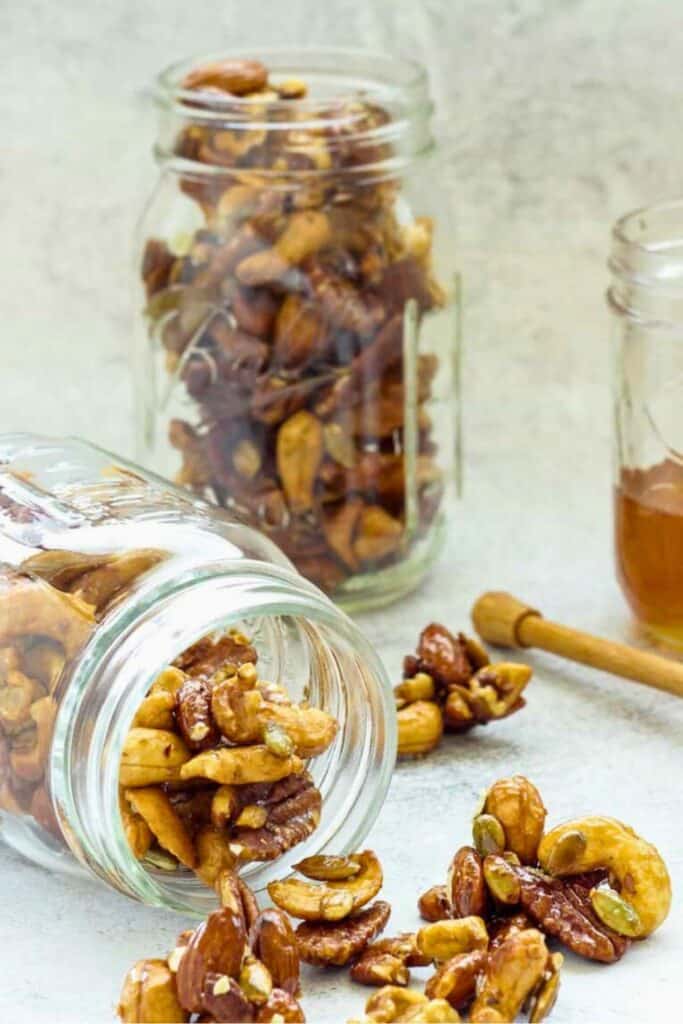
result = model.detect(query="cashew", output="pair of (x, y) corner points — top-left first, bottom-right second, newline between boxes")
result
(268, 850), (382, 921)
(125, 787), (197, 869)
(236, 210), (331, 286)
(119, 790), (153, 860)
(180, 745), (304, 785)
(0, 575), (94, 658)
(538, 816), (671, 937)
(132, 690), (176, 730)
(397, 700), (443, 757)
(261, 702), (338, 758)
(120, 728), (191, 787)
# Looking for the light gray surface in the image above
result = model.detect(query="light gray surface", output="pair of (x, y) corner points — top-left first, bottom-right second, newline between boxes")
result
(1, 1), (682, 1020)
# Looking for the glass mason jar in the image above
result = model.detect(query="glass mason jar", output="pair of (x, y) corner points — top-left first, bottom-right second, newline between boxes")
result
(134, 48), (459, 612)
(0, 433), (394, 914)
(609, 199), (683, 648)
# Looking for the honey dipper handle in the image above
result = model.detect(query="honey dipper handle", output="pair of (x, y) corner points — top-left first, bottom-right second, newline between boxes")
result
(471, 591), (683, 699)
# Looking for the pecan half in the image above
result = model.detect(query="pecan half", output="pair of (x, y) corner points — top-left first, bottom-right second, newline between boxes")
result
(175, 678), (218, 751)
(485, 856), (630, 963)
(418, 884), (452, 923)
(231, 777), (321, 863)
(295, 899), (391, 966)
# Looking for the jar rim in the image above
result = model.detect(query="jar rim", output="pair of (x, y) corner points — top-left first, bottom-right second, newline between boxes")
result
(153, 46), (435, 175)
(612, 198), (683, 253)
(50, 557), (396, 915)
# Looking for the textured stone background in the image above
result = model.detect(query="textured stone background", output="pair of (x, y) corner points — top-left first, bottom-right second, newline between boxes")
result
(1, 2), (682, 1020)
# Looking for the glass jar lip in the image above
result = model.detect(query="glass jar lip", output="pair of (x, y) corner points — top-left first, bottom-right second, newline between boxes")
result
(156, 46), (430, 117)
(612, 198), (683, 253)
(51, 557), (396, 914)
(153, 46), (435, 175)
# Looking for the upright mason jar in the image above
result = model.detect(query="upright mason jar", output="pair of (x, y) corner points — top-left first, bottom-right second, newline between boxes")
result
(0, 434), (394, 914)
(134, 49), (459, 612)
(609, 199), (683, 648)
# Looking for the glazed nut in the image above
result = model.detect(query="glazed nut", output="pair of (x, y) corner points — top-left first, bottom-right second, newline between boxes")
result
(397, 700), (443, 757)
(117, 958), (188, 1023)
(175, 907), (247, 1013)
(263, 718), (296, 758)
(120, 728), (191, 787)
(216, 869), (260, 931)
(424, 949), (488, 1010)
(181, 58), (268, 95)
(472, 813), (506, 858)
(362, 986), (428, 1022)
(350, 949), (410, 987)
(119, 790), (153, 860)
(175, 678), (217, 749)
(10, 695), (56, 782)
(237, 210), (332, 286)
(482, 854), (522, 905)
(415, 917), (489, 962)
(261, 702), (338, 758)
(235, 803), (269, 829)
(256, 989), (306, 1022)
(276, 410), (324, 513)
(133, 689), (176, 730)
(250, 908), (301, 997)
(180, 745), (304, 785)
(293, 854), (362, 881)
(150, 666), (187, 697)
(528, 952), (563, 1024)
(394, 673), (435, 708)
(483, 775), (547, 865)
(590, 883), (643, 938)
(200, 972), (254, 1023)
(124, 787), (197, 868)
(210, 784), (240, 828)
(469, 928), (549, 1024)
(538, 815), (672, 937)
(211, 680), (264, 743)
(447, 846), (487, 919)
(295, 899), (391, 967)
(418, 885), (452, 923)
(0, 670), (42, 729)
(268, 849), (382, 920)
(353, 505), (403, 564)
(194, 825), (238, 887)
(239, 955), (273, 1005)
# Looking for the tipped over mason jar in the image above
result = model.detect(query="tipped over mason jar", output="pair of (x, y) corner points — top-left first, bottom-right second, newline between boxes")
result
(0, 434), (394, 915)
(134, 49), (459, 612)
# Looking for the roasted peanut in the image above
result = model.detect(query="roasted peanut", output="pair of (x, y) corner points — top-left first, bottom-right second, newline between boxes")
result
(538, 815), (671, 938)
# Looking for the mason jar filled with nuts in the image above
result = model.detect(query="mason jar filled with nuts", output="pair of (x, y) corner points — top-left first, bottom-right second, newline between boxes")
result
(0, 434), (394, 914)
(135, 49), (459, 611)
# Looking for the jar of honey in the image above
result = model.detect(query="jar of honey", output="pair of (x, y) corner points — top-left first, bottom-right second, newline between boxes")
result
(609, 200), (683, 647)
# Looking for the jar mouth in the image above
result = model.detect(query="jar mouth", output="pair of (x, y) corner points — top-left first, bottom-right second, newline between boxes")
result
(153, 46), (434, 174)
(609, 199), (683, 324)
(50, 559), (395, 916)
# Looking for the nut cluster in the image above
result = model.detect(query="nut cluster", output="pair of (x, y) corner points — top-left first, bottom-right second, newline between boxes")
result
(0, 546), (166, 838)
(417, 775), (671, 978)
(118, 867), (305, 1022)
(120, 629), (339, 881)
(395, 624), (532, 757)
(142, 56), (447, 595)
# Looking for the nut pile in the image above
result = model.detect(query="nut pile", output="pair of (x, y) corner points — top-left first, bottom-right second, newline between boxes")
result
(120, 630), (339, 880)
(119, 866), (305, 1022)
(268, 851), (392, 968)
(417, 775), (671, 969)
(142, 56), (447, 595)
(395, 624), (532, 757)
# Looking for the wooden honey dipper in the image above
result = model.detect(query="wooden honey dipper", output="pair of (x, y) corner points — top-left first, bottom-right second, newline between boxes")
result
(471, 591), (683, 699)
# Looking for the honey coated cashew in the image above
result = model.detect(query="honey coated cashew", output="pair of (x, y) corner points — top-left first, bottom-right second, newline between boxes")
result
(268, 850), (383, 921)
(538, 816), (672, 938)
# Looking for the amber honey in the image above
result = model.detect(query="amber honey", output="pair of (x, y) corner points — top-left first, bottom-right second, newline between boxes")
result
(615, 459), (683, 647)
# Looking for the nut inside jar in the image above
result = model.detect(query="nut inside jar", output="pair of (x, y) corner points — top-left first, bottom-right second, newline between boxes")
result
(140, 53), (454, 603)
